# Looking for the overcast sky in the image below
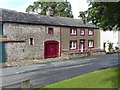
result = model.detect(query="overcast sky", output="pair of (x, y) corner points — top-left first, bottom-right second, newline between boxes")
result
(0, 0), (89, 19)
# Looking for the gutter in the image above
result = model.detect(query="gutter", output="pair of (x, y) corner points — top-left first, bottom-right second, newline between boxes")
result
(1, 21), (99, 29)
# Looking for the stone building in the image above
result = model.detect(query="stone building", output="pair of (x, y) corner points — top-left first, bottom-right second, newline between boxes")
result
(0, 8), (100, 63)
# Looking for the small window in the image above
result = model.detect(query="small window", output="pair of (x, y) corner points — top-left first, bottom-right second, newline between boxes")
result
(70, 28), (77, 36)
(29, 38), (34, 45)
(48, 28), (54, 35)
(88, 40), (94, 48)
(80, 29), (85, 36)
(70, 40), (77, 49)
(88, 29), (94, 36)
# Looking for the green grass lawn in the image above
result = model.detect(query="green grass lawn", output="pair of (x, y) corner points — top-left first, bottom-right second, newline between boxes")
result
(35, 66), (120, 89)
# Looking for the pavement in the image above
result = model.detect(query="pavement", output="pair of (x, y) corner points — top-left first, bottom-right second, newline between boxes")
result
(0, 57), (65, 68)
(0, 53), (120, 88)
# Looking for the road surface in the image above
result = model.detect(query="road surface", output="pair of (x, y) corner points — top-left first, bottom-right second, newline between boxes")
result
(0, 53), (119, 88)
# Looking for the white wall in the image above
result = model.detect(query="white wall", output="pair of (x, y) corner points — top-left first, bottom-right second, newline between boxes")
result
(100, 30), (119, 52)
(118, 31), (120, 48)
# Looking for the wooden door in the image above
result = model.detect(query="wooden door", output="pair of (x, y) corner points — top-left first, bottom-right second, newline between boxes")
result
(44, 41), (59, 59)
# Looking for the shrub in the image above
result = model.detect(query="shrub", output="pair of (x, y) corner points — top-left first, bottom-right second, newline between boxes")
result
(115, 46), (119, 50)
(108, 43), (113, 52)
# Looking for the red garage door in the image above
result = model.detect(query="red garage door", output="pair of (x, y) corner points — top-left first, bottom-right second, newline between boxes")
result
(44, 41), (59, 59)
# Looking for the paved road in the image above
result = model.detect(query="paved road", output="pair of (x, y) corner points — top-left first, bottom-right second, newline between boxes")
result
(0, 53), (119, 88)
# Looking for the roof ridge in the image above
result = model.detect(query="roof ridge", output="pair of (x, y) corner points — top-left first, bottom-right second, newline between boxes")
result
(1, 8), (99, 29)
(0, 8), (81, 21)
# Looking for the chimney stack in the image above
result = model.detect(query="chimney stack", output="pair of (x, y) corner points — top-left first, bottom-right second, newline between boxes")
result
(46, 6), (54, 16)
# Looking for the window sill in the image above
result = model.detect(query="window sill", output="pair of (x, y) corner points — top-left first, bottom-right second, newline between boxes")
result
(70, 34), (77, 36)
(80, 35), (85, 36)
(70, 48), (77, 50)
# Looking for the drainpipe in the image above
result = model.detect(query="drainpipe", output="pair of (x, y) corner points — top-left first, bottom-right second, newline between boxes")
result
(60, 25), (62, 56)
(0, 23), (5, 62)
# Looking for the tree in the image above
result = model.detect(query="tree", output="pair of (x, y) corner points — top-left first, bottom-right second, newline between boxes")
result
(79, 2), (120, 31)
(26, 1), (73, 18)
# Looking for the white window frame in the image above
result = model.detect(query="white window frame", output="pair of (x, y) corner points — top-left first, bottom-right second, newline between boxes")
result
(70, 28), (77, 35)
(70, 41), (77, 49)
(80, 29), (85, 36)
(88, 29), (94, 36)
(88, 40), (94, 48)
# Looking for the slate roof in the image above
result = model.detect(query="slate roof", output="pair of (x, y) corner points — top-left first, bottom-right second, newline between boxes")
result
(0, 8), (99, 29)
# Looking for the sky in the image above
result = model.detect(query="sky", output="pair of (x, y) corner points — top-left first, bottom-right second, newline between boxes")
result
(0, 0), (89, 19)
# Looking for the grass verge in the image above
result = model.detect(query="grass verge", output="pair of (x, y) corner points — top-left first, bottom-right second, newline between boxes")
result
(35, 66), (120, 89)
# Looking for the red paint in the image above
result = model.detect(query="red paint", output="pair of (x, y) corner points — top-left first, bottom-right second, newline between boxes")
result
(88, 40), (94, 48)
(80, 29), (85, 36)
(70, 28), (77, 36)
(44, 40), (59, 59)
(48, 27), (54, 35)
(69, 40), (78, 50)
(80, 39), (85, 52)
(88, 29), (94, 36)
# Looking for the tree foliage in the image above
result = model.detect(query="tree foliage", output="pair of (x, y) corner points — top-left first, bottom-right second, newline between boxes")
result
(79, 2), (120, 31)
(26, 1), (73, 18)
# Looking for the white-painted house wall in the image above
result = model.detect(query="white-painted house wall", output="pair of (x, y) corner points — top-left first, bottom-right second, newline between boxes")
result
(119, 31), (120, 48)
(100, 29), (119, 52)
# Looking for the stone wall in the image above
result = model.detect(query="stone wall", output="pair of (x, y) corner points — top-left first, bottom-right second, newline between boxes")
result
(3, 23), (60, 61)
(61, 52), (88, 59)
(61, 51), (106, 59)
(92, 51), (106, 56)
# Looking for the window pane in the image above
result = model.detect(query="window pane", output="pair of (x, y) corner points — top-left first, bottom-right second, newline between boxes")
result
(70, 42), (72, 48)
(48, 28), (53, 34)
(29, 38), (34, 45)
(73, 43), (75, 47)
(81, 29), (85, 35)
(70, 28), (77, 35)
(88, 29), (93, 35)
(70, 41), (77, 49)
(88, 41), (93, 48)
(73, 29), (76, 33)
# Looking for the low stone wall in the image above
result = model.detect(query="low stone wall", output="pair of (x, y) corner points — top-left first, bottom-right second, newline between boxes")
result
(61, 51), (106, 59)
(61, 52), (88, 59)
(91, 51), (106, 56)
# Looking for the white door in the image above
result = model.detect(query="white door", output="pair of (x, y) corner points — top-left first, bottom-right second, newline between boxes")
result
(80, 43), (84, 52)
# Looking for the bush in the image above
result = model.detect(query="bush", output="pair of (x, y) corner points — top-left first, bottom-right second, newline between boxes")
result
(115, 46), (119, 50)
(108, 43), (113, 52)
